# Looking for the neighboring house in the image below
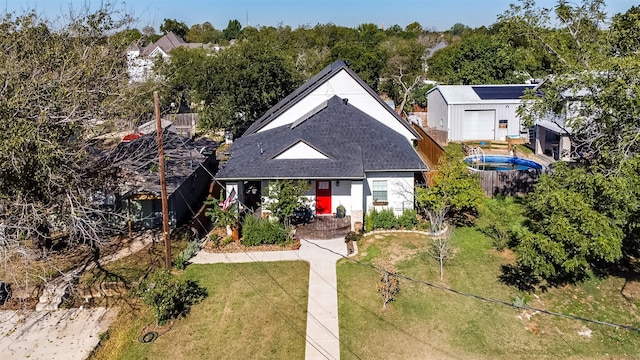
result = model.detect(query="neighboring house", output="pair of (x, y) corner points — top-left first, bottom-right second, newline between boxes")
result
(532, 113), (573, 161)
(422, 40), (447, 72)
(109, 131), (218, 229)
(126, 32), (217, 83)
(216, 60), (428, 230)
(426, 84), (534, 143)
(530, 78), (577, 161)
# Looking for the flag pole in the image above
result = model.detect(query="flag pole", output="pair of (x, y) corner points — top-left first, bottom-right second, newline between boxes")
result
(154, 92), (172, 268)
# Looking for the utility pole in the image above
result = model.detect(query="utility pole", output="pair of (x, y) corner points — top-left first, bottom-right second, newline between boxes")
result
(154, 92), (172, 268)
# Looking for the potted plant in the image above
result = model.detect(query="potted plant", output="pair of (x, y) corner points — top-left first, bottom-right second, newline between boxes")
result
(292, 236), (301, 250)
(205, 194), (240, 241)
(336, 204), (346, 219)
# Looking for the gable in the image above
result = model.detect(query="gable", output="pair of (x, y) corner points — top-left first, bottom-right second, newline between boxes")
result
(247, 61), (419, 142)
(273, 141), (330, 160)
(259, 69), (416, 141)
(216, 96), (427, 180)
(148, 46), (169, 58)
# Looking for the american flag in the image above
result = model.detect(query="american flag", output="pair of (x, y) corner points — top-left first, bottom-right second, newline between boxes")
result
(219, 188), (236, 210)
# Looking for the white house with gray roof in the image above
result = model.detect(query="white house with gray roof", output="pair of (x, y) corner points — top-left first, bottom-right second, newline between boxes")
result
(427, 84), (534, 142)
(216, 61), (427, 230)
(126, 32), (217, 83)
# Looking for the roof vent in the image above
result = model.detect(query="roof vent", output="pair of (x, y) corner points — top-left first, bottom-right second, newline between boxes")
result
(343, 98), (349, 105)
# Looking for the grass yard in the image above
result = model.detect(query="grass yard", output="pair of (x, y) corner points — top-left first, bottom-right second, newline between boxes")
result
(91, 261), (309, 360)
(337, 228), (640, 359)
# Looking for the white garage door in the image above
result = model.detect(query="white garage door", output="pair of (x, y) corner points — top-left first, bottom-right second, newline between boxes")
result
(463, 110), (495, 140)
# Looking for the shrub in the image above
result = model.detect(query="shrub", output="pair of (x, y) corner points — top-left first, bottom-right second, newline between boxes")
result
(174, 241), (201, 270)
(477, 197), (525, 250)
(397, 209), (418, 229)
(131, 269), (207, 325)
(242, 215), (288, 246)
(365, 208), (378, 232)
(375, 209), (398, 229)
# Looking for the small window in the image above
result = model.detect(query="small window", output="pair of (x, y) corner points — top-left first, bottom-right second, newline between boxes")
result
(498, 119), (508, 129)
(317, 181), (330, 190)
(372, 180), (388, 203)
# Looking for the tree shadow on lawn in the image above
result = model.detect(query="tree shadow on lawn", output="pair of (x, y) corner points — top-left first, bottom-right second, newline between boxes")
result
(499, 264), (590, 293)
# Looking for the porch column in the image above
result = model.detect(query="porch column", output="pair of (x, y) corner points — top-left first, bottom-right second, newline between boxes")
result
(535, 126), (546, 155)
(350, 180), (364, 231)
(559, 134), (571, 161)
(224, 182), (239, 235)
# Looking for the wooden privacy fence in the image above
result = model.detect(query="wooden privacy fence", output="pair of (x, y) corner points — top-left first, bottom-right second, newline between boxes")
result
(475, 168), (547, 197)
(412, 123), (445, 170)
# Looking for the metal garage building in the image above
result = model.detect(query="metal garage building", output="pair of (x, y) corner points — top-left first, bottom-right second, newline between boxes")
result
(426, 84), (534, 142)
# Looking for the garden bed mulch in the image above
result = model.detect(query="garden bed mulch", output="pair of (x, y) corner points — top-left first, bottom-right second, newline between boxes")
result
(203, 240), (296, 253)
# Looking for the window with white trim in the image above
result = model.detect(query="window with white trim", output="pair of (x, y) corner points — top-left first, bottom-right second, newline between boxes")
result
(372, 180), (388, 202)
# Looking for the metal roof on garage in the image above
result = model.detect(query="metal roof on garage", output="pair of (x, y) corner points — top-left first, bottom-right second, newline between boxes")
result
(432, 84), (534, 104)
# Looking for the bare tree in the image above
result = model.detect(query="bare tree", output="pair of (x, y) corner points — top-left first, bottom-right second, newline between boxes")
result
(426, 227), (455, 281)
(0, 4), (157, 293)
(376, 263), (399, 308)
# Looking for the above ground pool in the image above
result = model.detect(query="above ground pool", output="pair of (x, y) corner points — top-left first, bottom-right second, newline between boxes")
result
(464, 155), (544, 171)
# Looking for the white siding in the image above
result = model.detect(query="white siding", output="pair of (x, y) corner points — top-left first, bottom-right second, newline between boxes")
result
(350, 180), (364, 213)
(332, 180), (351, 215)
(427, 89), (449, 132)
(448, 103), (523, 141)
(274, 141), (328, 159)
(364, 172), (414, 215)
(259, 70), (416, 142)
(462, 110), (495, 140)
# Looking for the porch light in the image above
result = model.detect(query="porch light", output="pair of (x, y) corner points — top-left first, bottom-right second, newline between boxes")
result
(336, 180), (340, 186)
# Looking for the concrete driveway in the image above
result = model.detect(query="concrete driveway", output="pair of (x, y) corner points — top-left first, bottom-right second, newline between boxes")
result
(0, 307), (116, 360)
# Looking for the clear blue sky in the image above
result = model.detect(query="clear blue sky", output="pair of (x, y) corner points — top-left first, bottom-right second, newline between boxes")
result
(4, 0), (638, 32)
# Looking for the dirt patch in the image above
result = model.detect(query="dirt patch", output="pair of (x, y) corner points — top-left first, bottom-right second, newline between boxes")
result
(496, 248), (516, 263)
(622, 279), (640, 300)
(0, 297), (39, 311)
(384, 241), (421, 265)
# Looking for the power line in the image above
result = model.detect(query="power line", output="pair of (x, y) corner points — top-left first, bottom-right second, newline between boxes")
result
(239, 248), (363, 360)
(304, 240), (640, 334)
(221, 253), (334, 360)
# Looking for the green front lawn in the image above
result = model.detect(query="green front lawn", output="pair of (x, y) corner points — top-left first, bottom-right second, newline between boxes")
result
(337, 229), (640, 359)
(92, 261), (309, 360)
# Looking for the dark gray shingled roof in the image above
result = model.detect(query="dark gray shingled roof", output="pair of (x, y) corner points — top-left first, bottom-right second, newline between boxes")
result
(216, 96), (427, 180)
(244, 60), (420, 139)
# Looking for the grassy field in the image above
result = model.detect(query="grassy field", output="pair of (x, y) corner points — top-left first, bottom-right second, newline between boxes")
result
(91, 261), (310, 360)
(337, 228), (640, 359)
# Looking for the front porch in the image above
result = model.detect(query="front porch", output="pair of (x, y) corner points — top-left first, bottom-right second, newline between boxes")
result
(295, 215), (351, 240)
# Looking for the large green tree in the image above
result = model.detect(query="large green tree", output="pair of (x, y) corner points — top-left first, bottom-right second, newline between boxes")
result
(503, 0), (640, 286)
(379, 36), (427, 112)
(514, 162), (639, 285)
(327, 41), (386, 90)
(416, 146), (485, 231)
(160, 18), (189, 39)
(161, 40), (302, 135)
(223, 19), (243, 40)
(187, 22), (223, 44)
(427, 33), (529, 84)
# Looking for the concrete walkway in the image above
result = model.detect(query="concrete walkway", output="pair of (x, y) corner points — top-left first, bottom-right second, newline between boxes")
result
(191, 238), (349, 360)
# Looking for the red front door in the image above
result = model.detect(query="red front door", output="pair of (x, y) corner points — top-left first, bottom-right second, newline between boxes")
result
(315, 180), (332, 215)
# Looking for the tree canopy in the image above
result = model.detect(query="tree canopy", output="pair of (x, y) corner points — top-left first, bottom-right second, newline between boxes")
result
(160, 18), (189, 39)
(501, 0), (640, 287)
(160, 40), (302, 135)
(0, 5), (155, 285)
